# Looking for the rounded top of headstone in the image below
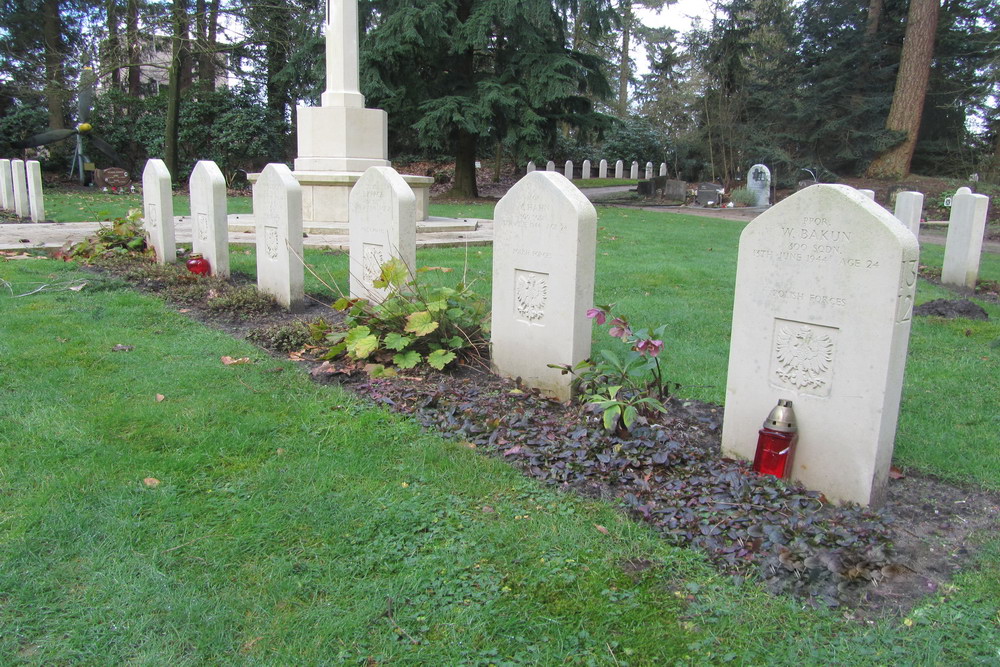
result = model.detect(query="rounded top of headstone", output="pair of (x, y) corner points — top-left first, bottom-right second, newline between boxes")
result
(257, 162), (300, 191)
(745, 183), (918, 258)
(955, 186), (973, 195)
(500, 171), (596, 220)
(191, 160), (225, 184)
(352, 165), (416, 202)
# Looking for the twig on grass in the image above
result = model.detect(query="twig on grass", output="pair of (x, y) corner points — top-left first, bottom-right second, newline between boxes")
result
(382, 596), (420, 645)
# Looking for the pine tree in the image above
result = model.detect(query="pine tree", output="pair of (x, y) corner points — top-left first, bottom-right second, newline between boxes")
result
(362, 0), (614, 197)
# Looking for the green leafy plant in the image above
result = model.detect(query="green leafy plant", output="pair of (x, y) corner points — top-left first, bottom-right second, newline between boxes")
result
(729, 187), (757, 207)
(319, 257), (488, 374)
(67, 208), (150, 259)
(551, 305), (677, 434)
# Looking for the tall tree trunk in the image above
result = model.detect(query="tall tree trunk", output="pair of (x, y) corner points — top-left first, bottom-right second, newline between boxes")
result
(42, 0), (65, 131)
(865, 0), (939, 179)
(107, 0), (121, 88)
(164, 0), (187, 179)
(618, 0), (632, 115)
(127, 0), (141, 96)
(195, 0), (221, 89)
(452, 130), (479, 198)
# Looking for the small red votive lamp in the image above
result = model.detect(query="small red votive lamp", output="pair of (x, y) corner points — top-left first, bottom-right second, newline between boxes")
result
(186, 253), (211, 276)
(752, 399), (798, 479)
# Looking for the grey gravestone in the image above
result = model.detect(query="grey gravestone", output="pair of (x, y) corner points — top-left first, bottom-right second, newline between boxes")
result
(564, 160), (573, 179)
(614, 160), (623, 179)
(696, 183), (723, 206)
(10, 159), (28, 218)
(546, 161), (555, 172)
(663, 180), (687, 201)
(26, 160), (44, 222)
(0, 160), (12, 210)
(526, 161), (536, 173)
(103, 167), (131, 188)
(747, 164), (771, 207)
(630, 162), (639, 180)
(582, 160), (591, 180)
(599, 159), (608, 179)
(942, 191), (990, 289)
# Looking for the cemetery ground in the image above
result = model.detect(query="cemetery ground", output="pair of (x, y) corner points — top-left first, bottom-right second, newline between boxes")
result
(2, 204), (999, 663)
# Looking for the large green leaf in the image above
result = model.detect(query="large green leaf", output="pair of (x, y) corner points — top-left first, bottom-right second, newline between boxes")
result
(426, 349), (456, 370)
(404, 311), (439, 337)
(393, 350), (422, 369)
(383, 332), (413, 351)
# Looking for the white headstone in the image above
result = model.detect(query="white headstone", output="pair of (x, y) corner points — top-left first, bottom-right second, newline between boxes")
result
(659, 163), (667, 177)
(349, 166), (416, 302)
(564, 160), (574, 179)
(630, 162), (639, 180)
(10, 159), (29, 218)
(0, 159), (12, 210)
(491, 171), (596, 401)
(142, 159), (176, 264)
(942, 192), (990, 289)
(599, 159), (608, 179)
(645, 162), (653, 180)
(526, 161), (536, 173)
(721, 184), (919, 507)
(546, 161), (555, 172)
(747, 164), (771, 207)
(892, 191), (924, 240)
(858, 189), (876, 200)
(253, 163), (304, 311)
(956, 186), (972, 195)
(614, 160), (623, 179)
(582, 159), (591, 180)
(189, 160), (230, 278)
(26, 160), (45, 222)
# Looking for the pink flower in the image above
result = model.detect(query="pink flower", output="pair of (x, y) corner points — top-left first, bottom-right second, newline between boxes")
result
(608, 317), (631, 340)
(586, 307), (607, 325)
(635, 339), (664, 357)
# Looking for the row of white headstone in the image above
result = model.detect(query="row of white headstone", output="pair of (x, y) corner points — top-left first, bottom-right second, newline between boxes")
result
(141, 157), (989, 509)
(0, 158), (46, 222)
(527, 159), (668, 181)
(883, 187), (990, 289)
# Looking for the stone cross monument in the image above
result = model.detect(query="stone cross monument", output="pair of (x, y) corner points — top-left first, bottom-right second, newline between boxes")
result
(241, 0), (437, 233)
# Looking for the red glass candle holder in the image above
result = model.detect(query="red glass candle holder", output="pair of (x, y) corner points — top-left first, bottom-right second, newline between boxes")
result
(186, 253), (211, 276)
(752, 399), (798, 479)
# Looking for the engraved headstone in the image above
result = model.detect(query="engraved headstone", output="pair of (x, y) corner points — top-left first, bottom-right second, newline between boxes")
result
(663, 179), (687, 201)
(645, 162), (653, 180)
(721, 184), (919, 507)
(942, 191), (990, 289)
(0, 159), (12, 210)
(696, 183), (723, 206)
(564, 160), (573, 179)
(546, 161), (555, 172)
(582, 159), (591, 180)
(142, 159), (176, 264)
(615, 160), (624, 179)
(526, 161), (536, 174)
(892, 191), (924, 239)
(659, 163), (667, 177)
(26, 160), (45, 222)
(599, 159), (608, 179)
(11, 159), (29, 218)
(103, 167), (131, 188)
(747, 164), (771, 207)
(189, 160), (230, 278)
(491, 171), (596, 401)
(253, 163), (304, 311)
(349, 166), (416, 302)
(630, 161), (639, 180)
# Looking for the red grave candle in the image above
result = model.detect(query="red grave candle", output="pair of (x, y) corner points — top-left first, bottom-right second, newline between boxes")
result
(186, 253), (211, 276)
(752, 399), (798, 479)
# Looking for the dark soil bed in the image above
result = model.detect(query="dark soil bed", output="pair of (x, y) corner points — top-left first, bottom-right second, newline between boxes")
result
(75, 255), (1000, 620)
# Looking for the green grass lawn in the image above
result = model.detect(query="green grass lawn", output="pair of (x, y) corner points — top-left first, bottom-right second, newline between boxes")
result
(3, 199), (999, 663)
(3, 256), (999, 665)
(39, 188), (253, 222)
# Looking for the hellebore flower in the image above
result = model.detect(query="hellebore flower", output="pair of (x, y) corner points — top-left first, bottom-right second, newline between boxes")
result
(635, 338), (664, 357)
(608, 317), (631, 340)
(586, 307), (607, 325)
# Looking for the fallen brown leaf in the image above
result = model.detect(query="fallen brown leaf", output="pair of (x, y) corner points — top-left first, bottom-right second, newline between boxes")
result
(178, 308), (191, 313)
(221, 356), (252, 365)
(889, 466), (905, 480)
(155, 394), (165, 402)
(143, 477), (161, 488)
(594, 524), (609, 535)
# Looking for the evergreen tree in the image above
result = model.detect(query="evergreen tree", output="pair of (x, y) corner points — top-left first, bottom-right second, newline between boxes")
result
(362, 0), (615, 197)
